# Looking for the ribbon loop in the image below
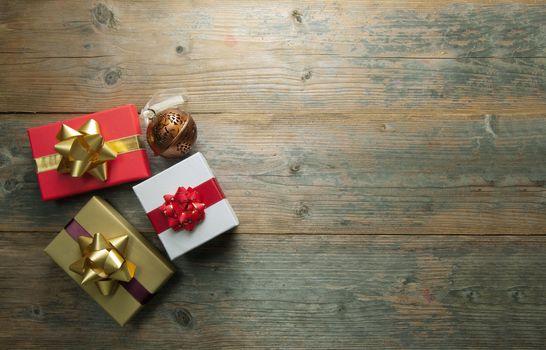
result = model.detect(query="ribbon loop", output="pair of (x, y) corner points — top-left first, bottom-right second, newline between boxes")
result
(69, 232), (136, 296)
(54, 119), (118, 181)
(160, 187), (206, 231)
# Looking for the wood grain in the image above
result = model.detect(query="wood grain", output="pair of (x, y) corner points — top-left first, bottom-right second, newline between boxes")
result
(0, 1), (545, 113)
(1, 112), (544, 234)
(1, 1), (545, 348)
(1, 232), (546, 349)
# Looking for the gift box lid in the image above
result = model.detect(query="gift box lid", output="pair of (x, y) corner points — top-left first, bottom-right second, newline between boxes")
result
(133, 152), (239, 260)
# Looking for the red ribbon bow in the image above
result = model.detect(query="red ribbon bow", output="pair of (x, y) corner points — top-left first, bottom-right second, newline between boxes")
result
(159, 187), (206, 231)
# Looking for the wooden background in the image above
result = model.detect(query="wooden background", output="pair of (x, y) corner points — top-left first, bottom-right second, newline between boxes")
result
(1, 1), (545, 348)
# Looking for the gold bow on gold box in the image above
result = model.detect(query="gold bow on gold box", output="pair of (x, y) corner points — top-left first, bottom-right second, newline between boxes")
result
(69, 233), (136, 296)
(44, 196), (175, 326)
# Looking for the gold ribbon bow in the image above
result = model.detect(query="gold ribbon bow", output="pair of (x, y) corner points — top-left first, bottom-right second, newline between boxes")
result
(69, 233), (136, 296)
(54, 119), (117, 181)
(33, 119), (142, 181)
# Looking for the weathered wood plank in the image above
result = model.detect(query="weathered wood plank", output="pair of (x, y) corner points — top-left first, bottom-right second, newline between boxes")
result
(1, 1), (545, 348)
(1, 232), (545, 349)
(1, 112), (544, 234)
(3, 1), (544, 59)
(0, 1), (545, 113)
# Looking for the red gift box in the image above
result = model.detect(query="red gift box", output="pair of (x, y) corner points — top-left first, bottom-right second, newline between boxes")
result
(28, 105), (151, 201)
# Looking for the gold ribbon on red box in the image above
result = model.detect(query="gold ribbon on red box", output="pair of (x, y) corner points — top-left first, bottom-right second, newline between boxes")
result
(34, 119), (140, 181)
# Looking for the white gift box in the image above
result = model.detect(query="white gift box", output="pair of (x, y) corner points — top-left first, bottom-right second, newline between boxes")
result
(133, 152), (238, 260)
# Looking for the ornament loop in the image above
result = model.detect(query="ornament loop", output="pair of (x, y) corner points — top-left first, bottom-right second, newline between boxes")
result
(140, 92), (197, 158)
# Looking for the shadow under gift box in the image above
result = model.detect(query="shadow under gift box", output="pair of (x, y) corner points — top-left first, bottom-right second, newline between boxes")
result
(133, 152), (239, 260)
(27, 105), (151, 201)
(44, 196), (175, 326)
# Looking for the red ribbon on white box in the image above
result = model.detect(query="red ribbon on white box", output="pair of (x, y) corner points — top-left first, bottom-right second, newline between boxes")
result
(133, 152), (239, 260)
(146, 178), (224, 234)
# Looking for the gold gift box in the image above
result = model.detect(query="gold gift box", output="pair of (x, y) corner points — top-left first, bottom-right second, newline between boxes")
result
(44, 196), (175, 326)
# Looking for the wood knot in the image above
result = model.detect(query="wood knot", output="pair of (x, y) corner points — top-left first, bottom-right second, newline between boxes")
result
(104, 68), (121, 85)
(92, 4), (117, 28)
(173, 307), (193, 327)
(337, 303), (346, 313)
(462, 289), (479, 303)
(176, 45), (184, 54)
(301, 70), (312, 82)
(510, 290), (524, 303)
(30, 304), (44, 320)
(295, 202), (309, 217)
(3, 178), (19, 192)
(381, 123), (394, 132)
(292, 10), (303, 24)
(289, 161), (301, 173)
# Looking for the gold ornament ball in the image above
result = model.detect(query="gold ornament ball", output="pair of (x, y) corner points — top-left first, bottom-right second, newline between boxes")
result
(146, 108), (197, 158)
